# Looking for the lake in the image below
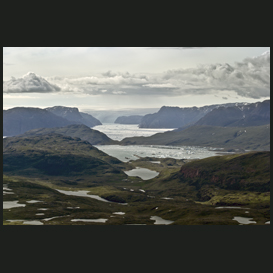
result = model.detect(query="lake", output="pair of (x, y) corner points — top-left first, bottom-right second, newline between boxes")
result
(124, 167), (159, 180)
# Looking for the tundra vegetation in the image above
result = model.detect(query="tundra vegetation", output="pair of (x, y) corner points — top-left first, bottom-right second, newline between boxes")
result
(3, 133), (270, 225)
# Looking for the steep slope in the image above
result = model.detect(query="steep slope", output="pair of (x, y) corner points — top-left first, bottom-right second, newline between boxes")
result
(80, 112), (102, 127)
(3, 107), (73, 136)
(194, 99), (270, 127)
(139, 102), (249, 129)
(21, 124), (119, 145)
(3, 134), (126, 186)
(120, 124), (270, 151)
(114, 115), (143, 124)
(178, 151), (270, 193)
(46, 106), (102, 127)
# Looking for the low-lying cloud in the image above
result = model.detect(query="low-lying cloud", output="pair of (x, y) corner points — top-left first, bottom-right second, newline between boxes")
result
(3, 51), (270, 99)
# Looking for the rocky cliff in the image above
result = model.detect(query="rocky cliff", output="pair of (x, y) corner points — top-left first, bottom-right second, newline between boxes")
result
(46, 106), (102, 127)
(138, 102), (248, 128)
(114, 115), (143, 124)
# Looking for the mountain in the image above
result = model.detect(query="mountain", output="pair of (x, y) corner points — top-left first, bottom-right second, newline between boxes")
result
(114, 115), (143, 124)
(194, 100), (270, 127)
(21, 124), (119, 145)
(85, 108), (159, 123)
(120, 124), (270, 151)
(178, 151), (270, 194)
(144, 151), (270, 206)
(45, 106), (102, 127)
(3, 133), (126, 186)
(3, 107), (73, 136)
(138, 102), (249, 129)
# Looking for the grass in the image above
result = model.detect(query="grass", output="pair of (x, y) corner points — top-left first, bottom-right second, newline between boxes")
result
(3, 173), (270, 225)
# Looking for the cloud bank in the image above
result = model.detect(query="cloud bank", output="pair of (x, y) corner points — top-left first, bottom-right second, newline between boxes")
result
(3, 51), (270, 99)
(3, 72), (61, 93)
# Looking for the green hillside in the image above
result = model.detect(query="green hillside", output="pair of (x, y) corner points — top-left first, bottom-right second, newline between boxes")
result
(178, 151), (270, 192)
(3, 133), (126, 186)
(21, 124), (118, 145)
(142, 151), (270, 208)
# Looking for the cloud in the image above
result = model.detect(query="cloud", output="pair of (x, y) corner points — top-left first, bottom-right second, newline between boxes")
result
(112, 90), (126, 95)
(158, 51), (270, 98)
(143, 83), (177, 88)
(3, 51), (270, 99)
(3, 72), (61, 93)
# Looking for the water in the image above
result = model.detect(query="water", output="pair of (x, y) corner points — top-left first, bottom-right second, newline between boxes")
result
(43, 216), (64, 221)
(124, 167), (159, 180)
(113, 212), (125, 215)
(215, 206), (250, 209)
(150, 216), (174, 225)
(6, 220), (43, 225)
(94, 144), (219, 162)
(93, 123), (220, 162)
(93, 123), (175, 141)
(57, 189), (111, 202)
(3, 201), (26, 209)
(71, 218), (108, 223)
(232, 216), (256, 225)
(3, 184), (14, 195)
(56, 189), (128, 205)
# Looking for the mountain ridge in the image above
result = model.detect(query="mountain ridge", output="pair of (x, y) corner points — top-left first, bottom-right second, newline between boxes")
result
(3, 106), (102, 137)
(114, 115), (143, 124)
(138, 102), (252, 128)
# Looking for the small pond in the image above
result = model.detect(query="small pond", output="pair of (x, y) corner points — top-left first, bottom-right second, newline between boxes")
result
(232, 216), (256, 225)
(6, 220), (43, 225)
(150, 216), (174, 225)
(71, 218), (108, 223)
(57, 189), (127, 205)
(124, 167), (159, 180)
(3, 201), (26, 209)
(113, 212), (125, 215)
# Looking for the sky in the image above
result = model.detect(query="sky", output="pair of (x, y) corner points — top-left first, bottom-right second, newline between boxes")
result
(3, 47), (270, 111)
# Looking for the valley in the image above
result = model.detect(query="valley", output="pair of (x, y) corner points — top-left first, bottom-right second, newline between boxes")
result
(3, 100), (270, 225)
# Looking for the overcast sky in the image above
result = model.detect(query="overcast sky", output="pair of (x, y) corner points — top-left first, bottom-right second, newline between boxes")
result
(3, 47), (270, 111)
